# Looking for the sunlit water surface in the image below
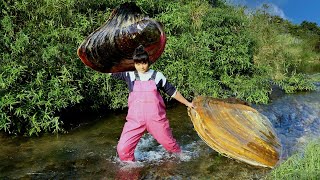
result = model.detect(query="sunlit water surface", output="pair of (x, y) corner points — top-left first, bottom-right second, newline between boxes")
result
(0, 83), (319, 179)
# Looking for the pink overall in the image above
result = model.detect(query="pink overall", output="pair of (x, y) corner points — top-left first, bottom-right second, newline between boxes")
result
(117, 71), (181, 161)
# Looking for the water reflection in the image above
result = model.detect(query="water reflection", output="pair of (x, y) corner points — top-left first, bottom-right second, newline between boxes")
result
(0, 84), (319, 179)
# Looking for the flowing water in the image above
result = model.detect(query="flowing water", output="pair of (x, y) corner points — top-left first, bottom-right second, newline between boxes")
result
(0, 83), (319, 179)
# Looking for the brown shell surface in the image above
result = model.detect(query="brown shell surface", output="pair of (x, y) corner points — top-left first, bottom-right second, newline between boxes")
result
(77, 2), (166, 73)
(188, 96), (281, 168)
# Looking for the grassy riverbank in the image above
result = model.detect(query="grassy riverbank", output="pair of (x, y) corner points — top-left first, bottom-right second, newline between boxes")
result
(269, 139), (320, 180)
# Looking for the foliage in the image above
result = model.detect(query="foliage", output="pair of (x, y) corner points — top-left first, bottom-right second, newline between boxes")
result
(268, 139), (320, 180)
(153, 1), (270, 103)
(273, 73), (316, 93)
(0, 0), (319, 136)
(249, 10), (320, 77)
(0, 0), (117, 135)
(246, 9), (318, 93)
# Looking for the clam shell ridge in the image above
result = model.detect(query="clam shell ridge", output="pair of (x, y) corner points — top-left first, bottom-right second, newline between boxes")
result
(188, 96), (281, 168)
(77, 2), (166, 73)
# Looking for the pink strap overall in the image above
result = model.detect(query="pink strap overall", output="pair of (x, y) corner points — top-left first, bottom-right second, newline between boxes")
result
(117, 71), (181, 161)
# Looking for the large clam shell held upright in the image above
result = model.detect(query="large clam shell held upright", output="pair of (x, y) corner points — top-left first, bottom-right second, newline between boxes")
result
(77, 2), (166, 73)
(188, 96), (281, 168)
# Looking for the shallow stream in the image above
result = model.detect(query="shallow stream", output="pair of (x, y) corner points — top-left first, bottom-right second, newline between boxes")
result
(0, 84), (319, 179)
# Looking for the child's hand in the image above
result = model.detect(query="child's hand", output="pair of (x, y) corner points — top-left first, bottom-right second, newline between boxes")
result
(186, 102), (195, 109)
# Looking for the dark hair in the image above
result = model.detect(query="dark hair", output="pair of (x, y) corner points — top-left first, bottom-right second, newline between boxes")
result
(133, 45), (149, 63)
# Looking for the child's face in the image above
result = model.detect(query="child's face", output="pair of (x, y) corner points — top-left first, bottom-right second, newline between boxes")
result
(134, 61), (149, 73)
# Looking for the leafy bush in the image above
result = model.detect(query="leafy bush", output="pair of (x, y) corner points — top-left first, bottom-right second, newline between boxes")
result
(273, 73), (316, 93)
(247, 9), (320, 84)
(154, 1), (270, 102)
(0, 0), (113, 135)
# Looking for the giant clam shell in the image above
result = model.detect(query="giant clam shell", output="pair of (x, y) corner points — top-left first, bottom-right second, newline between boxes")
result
(77, 2), (166, 73)
(188, 96), (281, 168)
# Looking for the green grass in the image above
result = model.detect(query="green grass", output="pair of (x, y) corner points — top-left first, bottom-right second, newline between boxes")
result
(309, 73), (320, 83)
(268, 139), (320, 180)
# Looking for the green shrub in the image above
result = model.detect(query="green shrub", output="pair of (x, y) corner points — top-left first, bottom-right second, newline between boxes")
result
(248, 9), (319, 88)
(154, 1), (270, 102)
(0, 0), (110, 135)
(273, 73), (316, 93)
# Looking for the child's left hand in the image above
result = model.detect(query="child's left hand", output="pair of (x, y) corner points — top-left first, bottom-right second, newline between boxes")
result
(186, 102), (195, 109)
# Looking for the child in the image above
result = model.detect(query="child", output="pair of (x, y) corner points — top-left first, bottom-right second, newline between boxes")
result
(111, 45), (194, 162)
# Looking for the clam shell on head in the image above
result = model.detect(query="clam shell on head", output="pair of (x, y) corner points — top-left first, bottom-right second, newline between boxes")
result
(77, 2), (166, 73)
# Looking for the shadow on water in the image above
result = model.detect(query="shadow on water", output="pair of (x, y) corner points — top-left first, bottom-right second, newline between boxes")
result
(0, 83), (319, 179)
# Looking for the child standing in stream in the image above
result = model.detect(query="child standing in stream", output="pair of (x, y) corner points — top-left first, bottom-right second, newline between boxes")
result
(110, 45), (194, 162)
